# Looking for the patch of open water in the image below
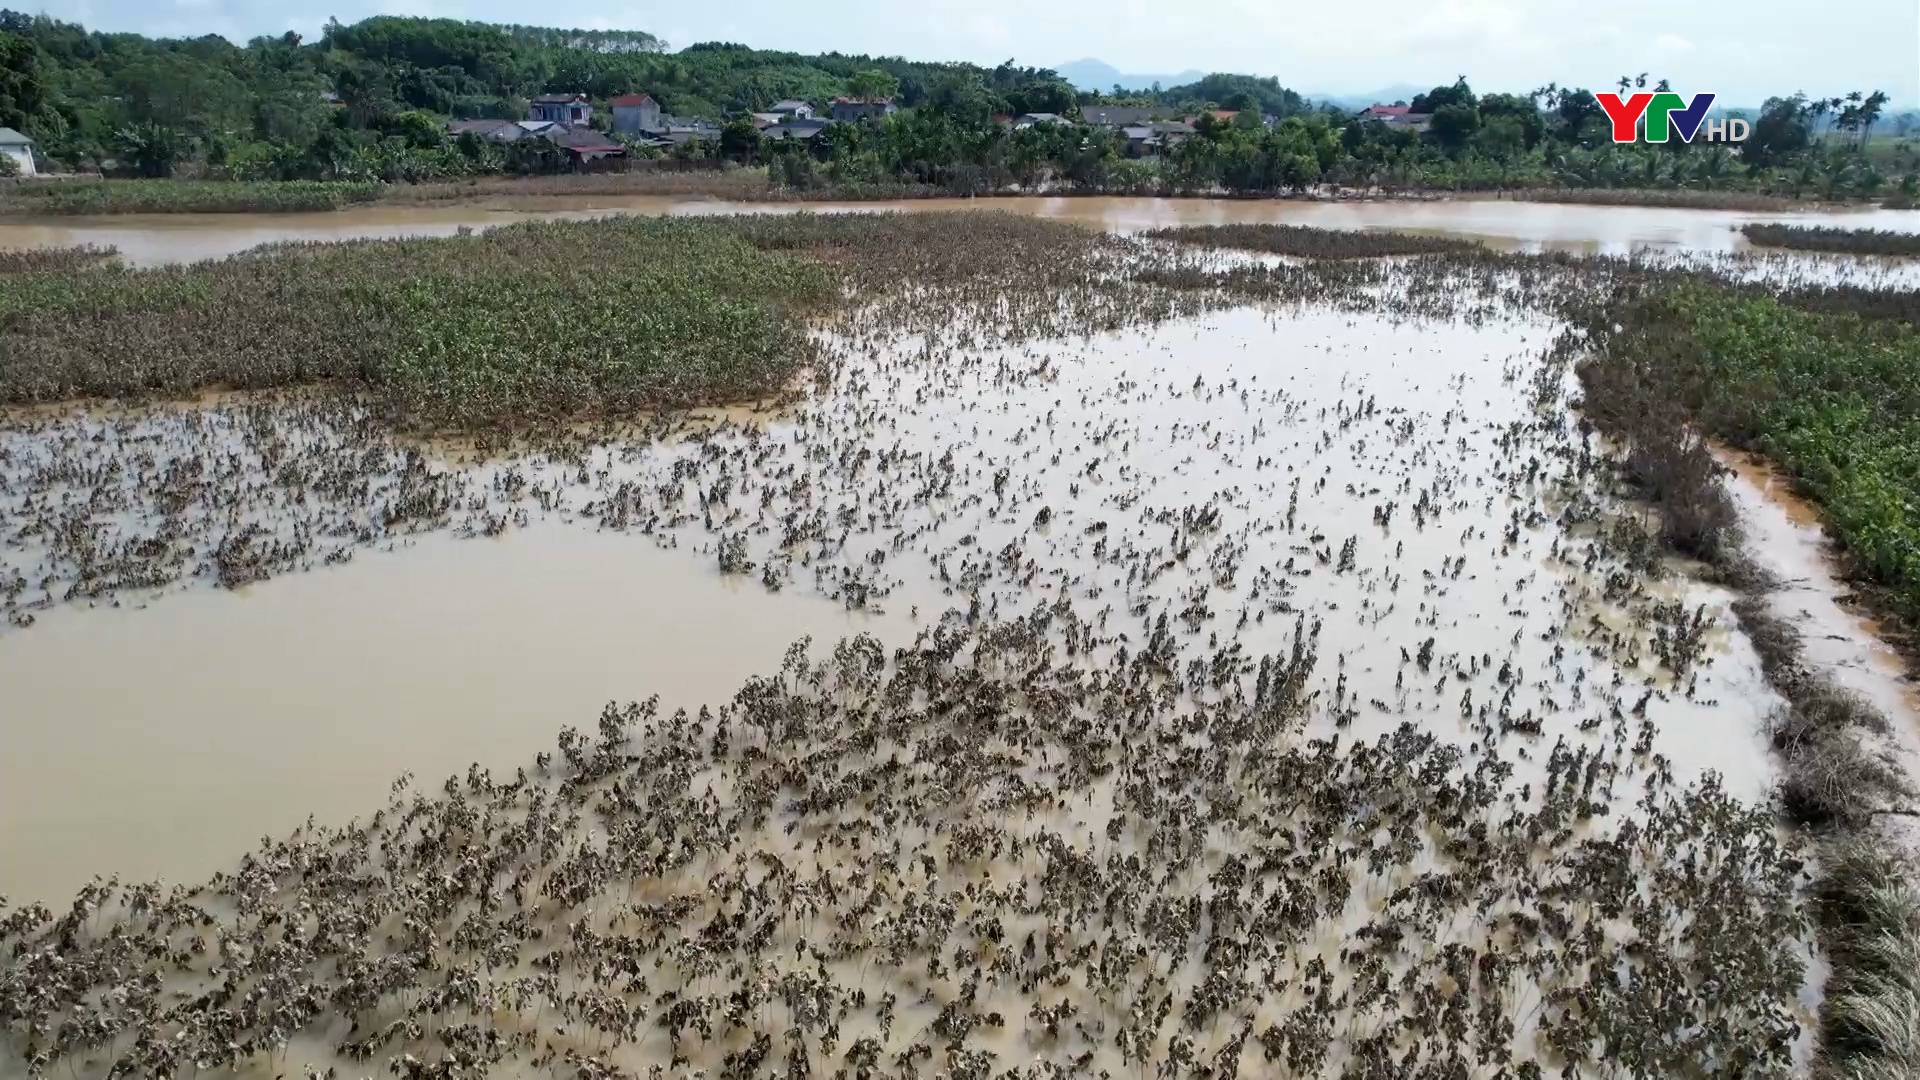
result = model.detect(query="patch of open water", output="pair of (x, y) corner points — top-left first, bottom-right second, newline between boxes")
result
(0, 194), (1915, 266)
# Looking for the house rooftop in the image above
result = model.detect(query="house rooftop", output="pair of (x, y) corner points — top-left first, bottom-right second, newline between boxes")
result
(608, 93), (655, 107)
(0, 127), (33, 145)
(1360, 104), (1415, 117)
(1079, 105), (1165, 125)
(770, 99), (812, 110)
(531, 93), (588, 104)
(831, 96), (895, 105)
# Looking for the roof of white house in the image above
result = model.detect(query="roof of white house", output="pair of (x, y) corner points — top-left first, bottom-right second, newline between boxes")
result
(0, 127), (33, 145)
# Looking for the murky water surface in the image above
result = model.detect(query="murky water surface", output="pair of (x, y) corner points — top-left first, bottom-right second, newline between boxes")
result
(1, 194), (1916, 265)
(3, 306), (1783, 901)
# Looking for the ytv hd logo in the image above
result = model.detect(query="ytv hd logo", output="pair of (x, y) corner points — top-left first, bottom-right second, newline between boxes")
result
(1594, 92), (1750, 144)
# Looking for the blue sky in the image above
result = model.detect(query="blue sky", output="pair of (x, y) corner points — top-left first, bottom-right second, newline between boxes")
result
(41, 0), (1920, 106)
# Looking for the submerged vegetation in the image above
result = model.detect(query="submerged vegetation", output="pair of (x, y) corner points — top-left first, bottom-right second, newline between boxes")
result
(1741, 223), (1920, 255)
(0, 179), (387, 214)
(0, 216), (836, 429)
(1573, 274), (1920, 1080)
(1142, 223), (1482, 259)
(0, 618), (1811, 1079)
(1506, 188), (1813, 211)
(3, 213), (1920, 1077)
(0, 243), (112, 273)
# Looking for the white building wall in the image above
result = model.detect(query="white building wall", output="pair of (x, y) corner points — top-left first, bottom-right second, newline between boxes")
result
(2, 145), (34, 177)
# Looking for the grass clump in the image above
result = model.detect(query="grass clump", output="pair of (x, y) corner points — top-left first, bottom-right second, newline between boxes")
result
(1742, 224), (1920, 256)
(0, 217), (832, 430)
(1143, 223), (1482, 259)
(1814, 837), (1920, 1078)
(1514, 188), (1807, 211)
(0, 179), (386, 215)
(0, 245), (117, 274)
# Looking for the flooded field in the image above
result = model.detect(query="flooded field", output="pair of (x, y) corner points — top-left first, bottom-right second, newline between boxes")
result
(1, 306), (1788, 900)
(0, 213), (1912, 1078)
(0, 193), (1917, 265)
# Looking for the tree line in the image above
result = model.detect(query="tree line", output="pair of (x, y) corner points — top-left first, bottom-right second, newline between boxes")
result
(0, 11), (1906, 200)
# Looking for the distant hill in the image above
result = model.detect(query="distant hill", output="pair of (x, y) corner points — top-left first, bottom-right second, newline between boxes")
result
(1306, 85), (1432, 111)
(1055, 64), (1435, 111)
(1056, 58), (1206, 93)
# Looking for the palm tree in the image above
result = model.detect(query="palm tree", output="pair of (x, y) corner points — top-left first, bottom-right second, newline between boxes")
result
(1858, 90), (1890, 147)
(1698, 146), (1733, 189)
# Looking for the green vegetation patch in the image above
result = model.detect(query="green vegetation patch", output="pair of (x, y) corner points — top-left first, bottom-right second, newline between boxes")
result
(1594, 283), (1920, 622)
(0, 179), (387, 215)
(1740, 223), (1920, 256)
(1143, 223), (1483, 259)
(0, 217), (832, 429)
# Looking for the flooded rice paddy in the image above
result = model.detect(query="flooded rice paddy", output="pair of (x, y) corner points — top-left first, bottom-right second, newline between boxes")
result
(2, 307), (1787, 901)
(1, 212), (1915, 1078)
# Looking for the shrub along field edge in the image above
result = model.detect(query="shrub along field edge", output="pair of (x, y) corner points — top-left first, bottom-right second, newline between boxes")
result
(1570, 281), (1920, 1078)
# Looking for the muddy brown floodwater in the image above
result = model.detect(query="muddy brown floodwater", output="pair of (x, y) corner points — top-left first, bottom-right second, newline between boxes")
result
(0, 194), (1916, 265)
(2, 304), (1786, 903)
(0, 529), (908, 900)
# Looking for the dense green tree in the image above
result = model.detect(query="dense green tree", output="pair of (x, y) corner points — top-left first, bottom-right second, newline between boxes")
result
(0, 10), (1895, 199)
(0, 28), (40, 132)
(719, 115), (762, 162)
(1428, 103), (1480, 150)
(1412, 78), (1474, 114)
(1747, 95), (1814, 167)
(1005, 78), (1077, 117)
(845, 68), (898, 102)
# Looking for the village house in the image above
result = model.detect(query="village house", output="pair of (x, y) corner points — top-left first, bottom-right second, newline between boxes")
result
(609, 93), (661, 135)
(769, 99), (814, 119)
(830, 97), (896, 123)
(447, 118), (527, 142)
(764, 116), (831, 144)
(1118, 119), (1195, 158)
(445, 117), (625, 164)
(1012, 113), (1065, 130)
(1355, 104), (1432, 131)
(1079, 105), (1168, 128)
(528, 93), (592, 127)
(0, 128), (34, 177)
(649, 118), (724, 146)
(549, 126), (627, 163)
(750, 113), (785, 130)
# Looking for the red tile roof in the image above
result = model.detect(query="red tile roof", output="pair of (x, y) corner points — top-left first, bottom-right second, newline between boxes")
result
(608, 93), (655, 107)
(1362, 104), (1413, 117)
